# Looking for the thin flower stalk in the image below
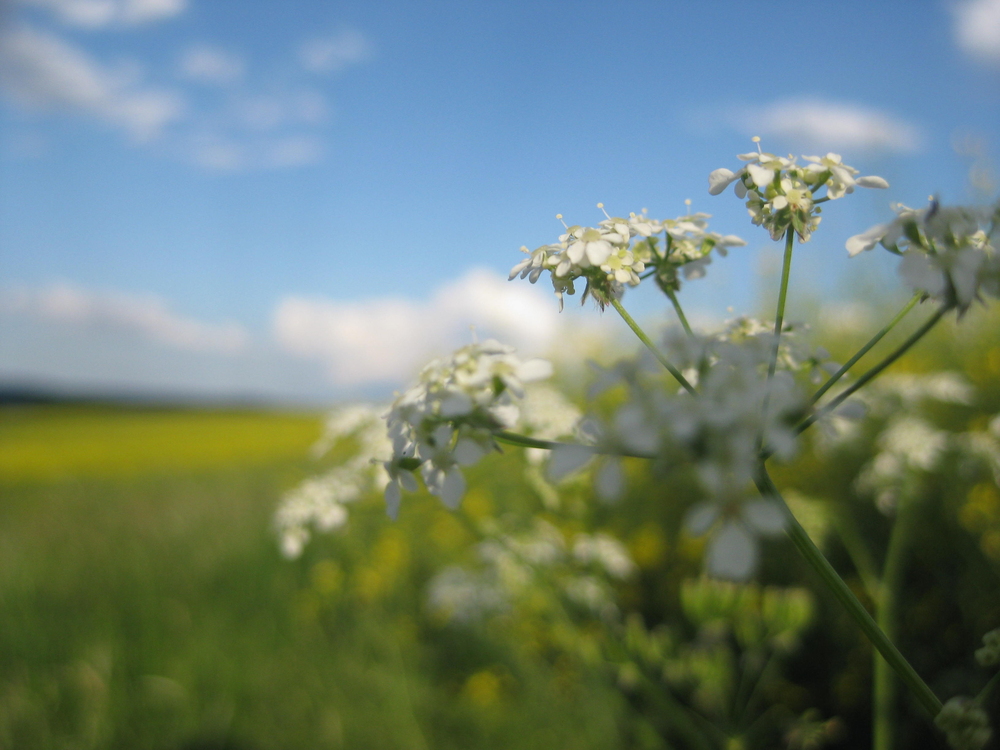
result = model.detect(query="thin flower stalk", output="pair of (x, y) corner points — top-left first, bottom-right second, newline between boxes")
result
(797, 304), (952, 436)
(664, 285), (694, 337)
(811, 293), (922, 404)
(756, 229), (796, 455)
(609, 297), (697, 395)
(753, 465), (943, 719)
(874, 493), (922, 750)
(494, 429), (656, 460)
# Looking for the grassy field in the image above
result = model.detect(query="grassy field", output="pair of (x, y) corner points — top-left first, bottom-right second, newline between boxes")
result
(0, 404), (622, 750)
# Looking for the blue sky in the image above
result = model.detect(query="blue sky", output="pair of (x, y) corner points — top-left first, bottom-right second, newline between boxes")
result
(1, 0), (998, 403)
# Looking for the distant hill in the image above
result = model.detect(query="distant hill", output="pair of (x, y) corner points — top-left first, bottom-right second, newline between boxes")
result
(0, 382), (323, 411)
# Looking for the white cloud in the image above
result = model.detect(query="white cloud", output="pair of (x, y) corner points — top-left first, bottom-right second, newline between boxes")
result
(179, 46), (244, 85)
(272, 269), (565, 386)
(953, 0), (1000, 63)
(237, 91), (328, 131)
(740, 98), (922, 153)
(16, 0), (186, 27)
(0, 25), (184, 141)
(298, 29), (372, 73)
(1, 282), (248, 353)
(190, 132), (326, 171)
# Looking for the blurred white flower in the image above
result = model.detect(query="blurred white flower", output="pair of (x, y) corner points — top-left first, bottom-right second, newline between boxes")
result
(383, 338), (553, 515)
(684, 498), (787, 581)
(846, 199), (998, 311)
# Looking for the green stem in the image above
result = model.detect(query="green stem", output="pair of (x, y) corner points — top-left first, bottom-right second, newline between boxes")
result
(756, 230), (795, 455)
(609, 297), (696, 395)
(493, 430), (655, 459)
(829, 507), (882, 602)
(753, 465), (942, 719)
(664, 286), (694, 337)
(634, 672), (718, 750)
(768, 229), (796, 385)
(811, 294), (921, 405)
(796, 304), (951, 436)
(975, 669), (1000, 704)
(874, 494), (921, 750)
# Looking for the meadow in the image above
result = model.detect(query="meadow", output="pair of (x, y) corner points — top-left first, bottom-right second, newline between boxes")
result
(0, 405), (623, 749)
(2, 309), (1000, 749)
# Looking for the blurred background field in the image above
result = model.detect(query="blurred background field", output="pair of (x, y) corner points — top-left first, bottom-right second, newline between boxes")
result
(0, 404), (627, 749)
(2, 306), (999, 749)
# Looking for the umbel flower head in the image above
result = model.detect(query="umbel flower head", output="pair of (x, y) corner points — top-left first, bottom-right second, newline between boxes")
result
(510, 204), (745, 308)
(383, 339), (553, 518)
(549, 322), (816, 580)
(708, 138), (888, 242)
(847, 198), (999, 312)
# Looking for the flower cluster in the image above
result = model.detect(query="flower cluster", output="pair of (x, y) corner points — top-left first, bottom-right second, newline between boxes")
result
(847, 199), (999, 311)
(709, 138), (888, 242)
(549, 325), (819, 580)
(510, 205), (745, 308)
(647, 206), (747, 293)
(383, 339), (553, 517)
(274, 404), (390, 558)
(427, 520), (636, 624)
(935, 697), (992, 750)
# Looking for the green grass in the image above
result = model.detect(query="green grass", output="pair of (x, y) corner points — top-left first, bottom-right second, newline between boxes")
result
(0, 405), (622, 750)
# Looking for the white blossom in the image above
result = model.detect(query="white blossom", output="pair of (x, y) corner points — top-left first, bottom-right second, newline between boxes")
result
(274, 403), (391, 557)
(846, 199), (998, 311)
(383, 338), (553, 516)
(510, 205), (745, 306)
(711, 138), (888, 243)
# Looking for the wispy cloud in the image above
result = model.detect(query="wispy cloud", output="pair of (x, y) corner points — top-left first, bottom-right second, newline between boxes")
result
(952, 0), (1000, 64)
(16, 0), (186, 28)
(1, 282), (248, 353)
(178, 45), (244, 85)
(298, 29), (372, 74)
(0, 25), (184, 141)
(272, 269), (564, 386)
(736, 98), (922, 153)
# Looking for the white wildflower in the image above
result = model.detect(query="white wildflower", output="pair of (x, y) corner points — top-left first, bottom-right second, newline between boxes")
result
(846, 199), (997, 311)
(711, 138), (888, 243)
(383, 339), (553, 516)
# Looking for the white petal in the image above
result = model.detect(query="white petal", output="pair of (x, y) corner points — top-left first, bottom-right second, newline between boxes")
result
(899, 252), (945, 295)
(546, 444), (595, 482)
(708, 168), (738, 195)
(440, 469), (466, 509)
(856, 175), (889, 189)
(490, 403), (519, 427)
(746, 164), (775, 189)
(717, 234), (747, 247)
(846, 223), (888, 257)
(706, 522), (757, 581)
(400, 470), (419, 492)
(385, 481), (401, 520)
(594, 458), (625, 502)
(734, 180), (748, 199)
(683, 502), (719, 536)
(516, 358), (554, 382)
(439, 392), (473, 417)
(453, 438), (487, 466)
(585, 241), (613, 266)
(834, 399), (867, 421)
(742, 500), (786, 536)
(509, 259), (530, 279)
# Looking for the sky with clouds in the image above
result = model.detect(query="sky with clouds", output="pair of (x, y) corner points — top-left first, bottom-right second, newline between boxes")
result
(1, 0), (999, 404)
